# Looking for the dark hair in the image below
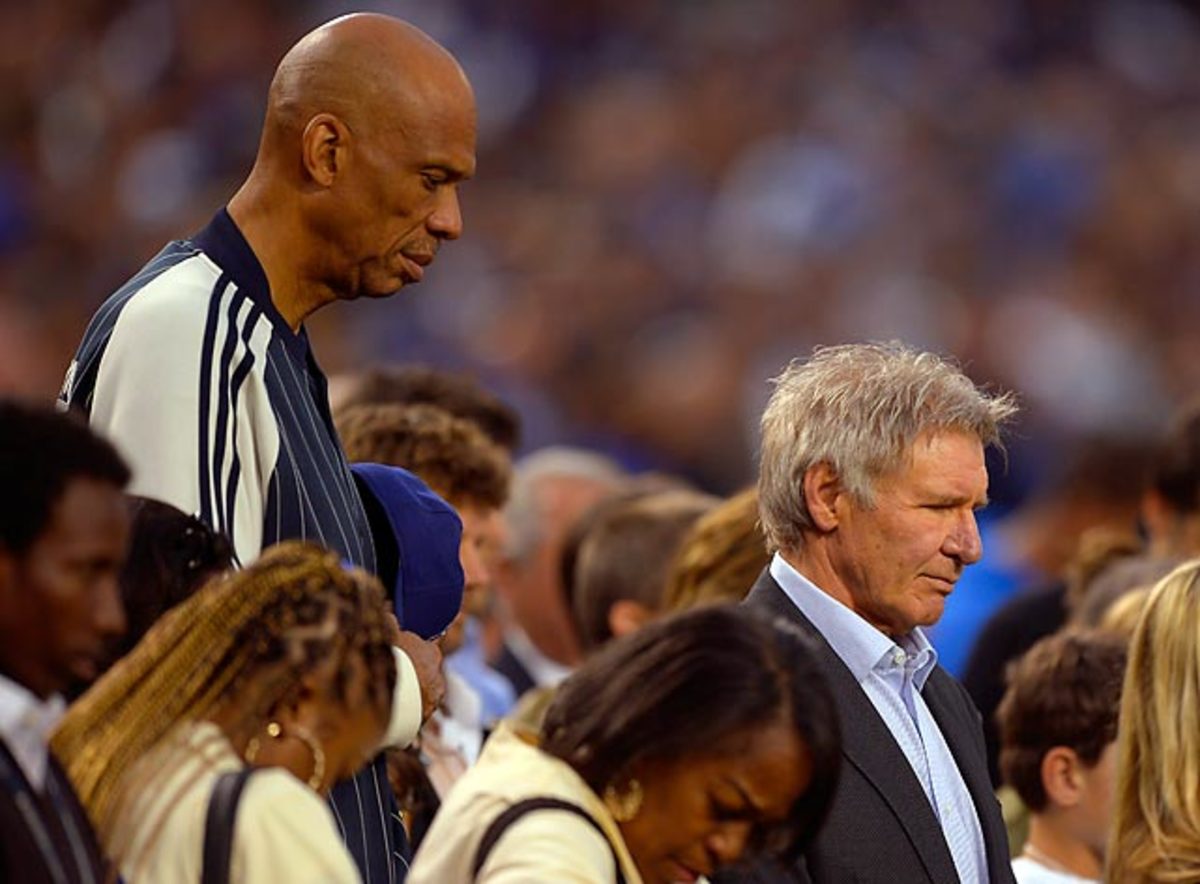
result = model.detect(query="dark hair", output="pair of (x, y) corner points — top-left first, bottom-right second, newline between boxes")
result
(117, 497), (235, 656)
(996, 630), (1126, 812)
(541, 605), (840, 865)
(1149, 402), (1200, 514)
(572, 489), (716, 652)
(333, 364), (521, 452)
(0, 400), (130, 556)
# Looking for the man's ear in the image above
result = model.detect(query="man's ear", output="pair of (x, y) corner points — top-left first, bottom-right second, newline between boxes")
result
(607, 600), (654, 640)
(1041, 746), (1083, 809)
(802, 462), (844, 534)
(301, 114), (350, 187)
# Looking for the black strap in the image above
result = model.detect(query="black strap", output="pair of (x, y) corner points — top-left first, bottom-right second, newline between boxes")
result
(201, 768), (256, 884)
(470, 797), (627, 883)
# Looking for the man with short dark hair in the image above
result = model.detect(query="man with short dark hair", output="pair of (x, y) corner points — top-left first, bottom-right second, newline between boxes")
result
(571, 488), (717, 653)
(59, 13), (476, 881)
(740, 342), (1018, 884)
(997, 631), (1125, 884)
(0, 400), (130, 884)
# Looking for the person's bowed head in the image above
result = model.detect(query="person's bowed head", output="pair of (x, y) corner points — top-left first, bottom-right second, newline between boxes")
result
(409, 604), (841, 883)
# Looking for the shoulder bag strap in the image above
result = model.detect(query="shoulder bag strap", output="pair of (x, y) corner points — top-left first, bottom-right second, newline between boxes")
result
(201, 768), (256, 884)
(470, 796), (627, 884)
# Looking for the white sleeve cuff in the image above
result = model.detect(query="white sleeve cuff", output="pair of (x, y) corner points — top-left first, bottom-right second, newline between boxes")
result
(381, 647), (423, 749)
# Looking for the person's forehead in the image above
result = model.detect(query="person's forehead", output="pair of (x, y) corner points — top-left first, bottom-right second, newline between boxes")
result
(44, 478), (128, 539)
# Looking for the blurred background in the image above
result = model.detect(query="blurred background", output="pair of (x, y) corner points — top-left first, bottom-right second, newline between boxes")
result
(4, 0), (1200, 533)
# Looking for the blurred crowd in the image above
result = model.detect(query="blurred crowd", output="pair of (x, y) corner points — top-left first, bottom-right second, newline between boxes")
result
(7, 0), (1200, 494)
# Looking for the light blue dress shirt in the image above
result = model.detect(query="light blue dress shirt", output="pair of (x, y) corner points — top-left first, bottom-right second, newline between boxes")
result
(771, 554), (988, 884)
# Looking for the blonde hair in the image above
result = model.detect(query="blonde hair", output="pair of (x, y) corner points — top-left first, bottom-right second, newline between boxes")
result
(1098, 586), (1153, 643)
(757, 342), (1017, 553)
(1108, 559), (1200, 882)
(52, 541), (396, 856)
(664, 487), (769, 611)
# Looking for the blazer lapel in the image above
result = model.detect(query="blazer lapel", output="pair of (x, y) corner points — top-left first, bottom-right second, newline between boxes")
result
(744, 571), (960, 884)
(922, 670), (1011, 881)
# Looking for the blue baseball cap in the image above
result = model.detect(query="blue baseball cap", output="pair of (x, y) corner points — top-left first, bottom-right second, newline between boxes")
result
(350, 462), (464, 640)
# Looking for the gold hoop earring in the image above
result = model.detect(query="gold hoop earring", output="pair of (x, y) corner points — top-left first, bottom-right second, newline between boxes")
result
(243, 721), (325, 791)
(288, 725), (326, 792)
(603, 778), (643, 823)
(244, 721), (283, 765)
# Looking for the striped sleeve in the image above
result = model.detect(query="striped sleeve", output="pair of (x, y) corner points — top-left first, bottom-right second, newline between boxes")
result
(87, 255), (278, 566)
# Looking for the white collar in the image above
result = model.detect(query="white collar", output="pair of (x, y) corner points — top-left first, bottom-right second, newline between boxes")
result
(0, 673), (65, 791)
(505, 627), (573, 688)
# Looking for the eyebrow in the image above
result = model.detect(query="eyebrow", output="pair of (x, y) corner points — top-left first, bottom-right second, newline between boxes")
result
(723, 776), (764, 816)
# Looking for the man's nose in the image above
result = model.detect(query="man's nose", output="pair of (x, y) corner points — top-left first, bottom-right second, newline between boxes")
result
(944, 510), (982, 565)
(428, 187), (463, 240)
(706, 820), (754, 866)
(94, 572), (127, 640)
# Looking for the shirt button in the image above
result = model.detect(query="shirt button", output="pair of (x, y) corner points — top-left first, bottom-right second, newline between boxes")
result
(892, 648), (907, 666)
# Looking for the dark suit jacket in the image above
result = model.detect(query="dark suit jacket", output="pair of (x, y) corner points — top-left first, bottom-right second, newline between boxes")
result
(0, 742), (106, 884)
(736, 570), (1014, 884)
(493, 641), (536, 700)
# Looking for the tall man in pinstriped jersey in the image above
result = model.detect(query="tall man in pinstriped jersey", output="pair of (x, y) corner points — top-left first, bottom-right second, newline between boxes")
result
(59, 13), (476, 882)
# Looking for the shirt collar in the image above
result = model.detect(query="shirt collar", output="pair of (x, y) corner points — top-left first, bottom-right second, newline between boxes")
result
(0, 674), (65, 746)
(191, 208), (311, 364)
(770, 553), (938, 688)
(505, 627), (573, 688)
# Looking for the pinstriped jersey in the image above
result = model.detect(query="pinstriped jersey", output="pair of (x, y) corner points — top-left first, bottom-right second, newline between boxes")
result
(59, 209), (410, 884)
(59, 209), (375, 574)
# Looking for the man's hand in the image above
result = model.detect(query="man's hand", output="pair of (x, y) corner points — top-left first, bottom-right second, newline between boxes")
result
(393, 629), (445, 722)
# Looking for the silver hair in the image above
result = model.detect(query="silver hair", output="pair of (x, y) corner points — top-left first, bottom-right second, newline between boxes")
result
(503, 446), (626, 564)
(757, 342), (1018, 553)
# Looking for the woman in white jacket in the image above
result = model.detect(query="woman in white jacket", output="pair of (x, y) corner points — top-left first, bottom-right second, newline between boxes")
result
(53, 542), (397, 883)
(410, 605), (841, 884)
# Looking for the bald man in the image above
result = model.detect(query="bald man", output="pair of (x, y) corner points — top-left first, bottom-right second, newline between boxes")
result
(60, 14), (475, 882)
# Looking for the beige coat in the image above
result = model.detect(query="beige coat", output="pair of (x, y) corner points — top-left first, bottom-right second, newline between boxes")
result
(112, 721), (361, 883)
(409, 724), (642, 883)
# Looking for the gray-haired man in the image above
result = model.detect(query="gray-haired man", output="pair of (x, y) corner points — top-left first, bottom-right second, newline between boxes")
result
(737, 342), (1018, 884)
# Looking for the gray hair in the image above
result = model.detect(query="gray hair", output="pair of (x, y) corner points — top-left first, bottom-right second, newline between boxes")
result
(504, 446), (626, 564)
(757, 342), (1018, 553)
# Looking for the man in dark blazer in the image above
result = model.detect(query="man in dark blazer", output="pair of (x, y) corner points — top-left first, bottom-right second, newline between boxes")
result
(0, 401), (131, 883)
(739, 343), (1018, 884)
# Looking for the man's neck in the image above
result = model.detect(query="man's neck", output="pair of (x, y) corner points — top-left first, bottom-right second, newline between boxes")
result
(227, 183), (332, 331)
(1024, 815), (1102, 880)
(779, 547), (899, 638)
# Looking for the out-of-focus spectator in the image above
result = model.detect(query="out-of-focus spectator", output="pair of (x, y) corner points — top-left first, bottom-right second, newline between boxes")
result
(961, 441), (1156, 785)
(997, 631), (1126, 883)
(663, 486), (769, 611)
(331, 363), (521, 453)
(0, 400), (130, 884)
(505, 486), (716, 737)
(1108, 560), (1200, 883)
(492, 447), (626, 698)
(1096, 587), (1153, 642)
(338, 401), (514, 723)
(408, 605), (842, 884)
(571, 488), (718, 653)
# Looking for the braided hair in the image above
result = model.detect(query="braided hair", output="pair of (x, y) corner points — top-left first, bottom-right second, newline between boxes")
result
(52, 541), (396, 848)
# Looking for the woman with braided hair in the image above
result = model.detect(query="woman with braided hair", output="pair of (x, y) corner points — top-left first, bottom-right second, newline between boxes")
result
(52, 541), (397, 883)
